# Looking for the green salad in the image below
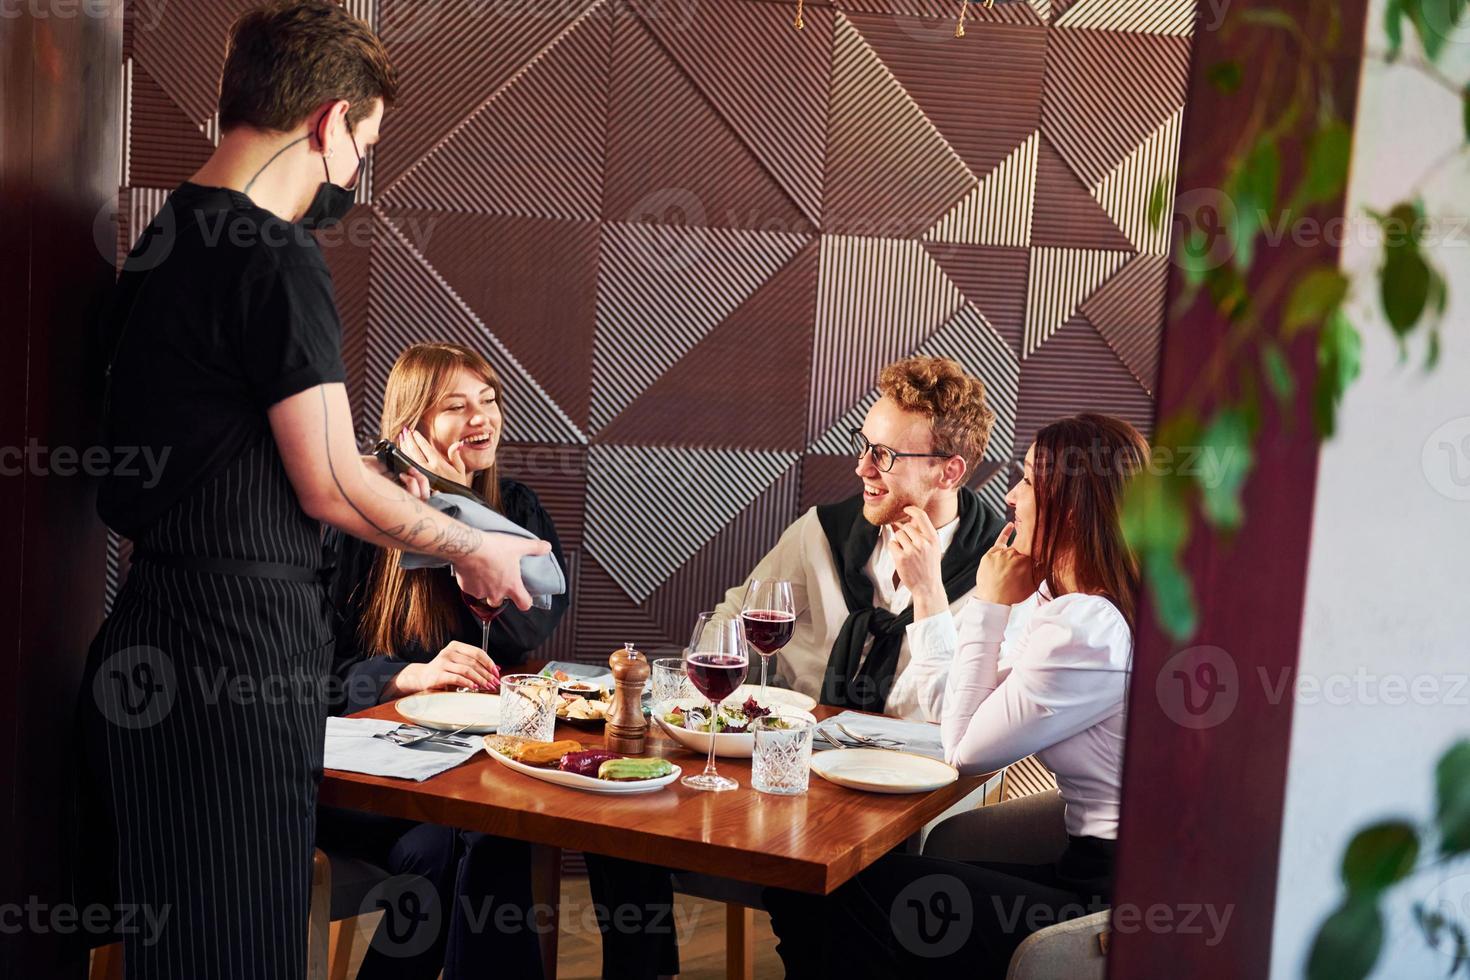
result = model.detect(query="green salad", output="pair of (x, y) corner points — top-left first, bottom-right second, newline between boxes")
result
(663, 697), (794, 734)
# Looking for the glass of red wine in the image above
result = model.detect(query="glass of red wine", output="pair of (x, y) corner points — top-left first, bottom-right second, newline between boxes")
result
(741, 579), (795, 702)
(460, 592), (504, 692)
(682, 612), (750, 793)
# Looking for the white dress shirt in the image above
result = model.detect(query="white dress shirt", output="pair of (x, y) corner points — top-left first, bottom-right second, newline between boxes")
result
(942, 592), (1133, 839)
(715, 507), (982, 721)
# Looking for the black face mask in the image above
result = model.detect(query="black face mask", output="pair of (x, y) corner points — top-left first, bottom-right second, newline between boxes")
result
(300, 130), (362, 230)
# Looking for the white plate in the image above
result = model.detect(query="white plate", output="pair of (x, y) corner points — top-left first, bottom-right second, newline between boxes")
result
(728, 685), (817, 713)
(809, 748), (958, 794)
(395, 692), (501, 733)
(481, 740), (681, 794)
(653, 698), (817, 759)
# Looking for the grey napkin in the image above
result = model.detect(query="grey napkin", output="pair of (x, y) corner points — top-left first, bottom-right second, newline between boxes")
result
(399, 492), (566, 607)
(812, 711), (947, 761)
(323, 716), (482, 782)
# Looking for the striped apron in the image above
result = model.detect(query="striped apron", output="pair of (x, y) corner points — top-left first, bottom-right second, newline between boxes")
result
(82, 427), (334, 979)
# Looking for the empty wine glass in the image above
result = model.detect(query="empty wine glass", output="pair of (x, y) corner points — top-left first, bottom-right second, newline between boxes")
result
(740, 579), (794, 702)
(681, 612), (749, 792)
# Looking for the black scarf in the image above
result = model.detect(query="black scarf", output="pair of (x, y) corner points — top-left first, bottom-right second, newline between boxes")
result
(817, 488), (1004, 712)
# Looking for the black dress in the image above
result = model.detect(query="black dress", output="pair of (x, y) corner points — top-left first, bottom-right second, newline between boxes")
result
(323, 478), (569, 714)
(318, 479), (568, 980)
(81, 183), (346, 980)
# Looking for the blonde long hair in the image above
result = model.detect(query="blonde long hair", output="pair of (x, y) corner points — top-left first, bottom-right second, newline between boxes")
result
(358, 342), (506, 656)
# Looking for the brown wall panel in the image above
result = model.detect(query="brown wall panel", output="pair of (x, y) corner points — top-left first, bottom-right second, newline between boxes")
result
(112, 0), (1193, 668)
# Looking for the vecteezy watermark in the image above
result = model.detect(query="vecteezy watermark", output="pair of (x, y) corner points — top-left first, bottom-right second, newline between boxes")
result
(0, 898), (171, 946)
(993, 897), (1234, 947)
(1155, 646), (1240, 731)
(359, 877), (705, 959)
(361, 875), (444, 960)
(0, 441), (170, 487)
(890, 874), (974, 959)
(96, 197), (440, 272)
(1154, 646), (1470, 730)
(1422, 416), (1470, 502)
(92, 645), (178, 731)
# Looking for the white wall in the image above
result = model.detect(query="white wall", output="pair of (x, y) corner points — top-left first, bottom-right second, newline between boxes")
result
(1270, 5), (1470, 977)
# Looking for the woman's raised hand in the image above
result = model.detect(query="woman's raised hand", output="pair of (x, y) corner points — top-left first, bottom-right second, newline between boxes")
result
(974, 522), (1037, 607)
(397, 426), (469, 488)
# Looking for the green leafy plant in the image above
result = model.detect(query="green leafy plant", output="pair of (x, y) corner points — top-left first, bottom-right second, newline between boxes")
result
(1122, 1), (1460, 642)
(1308, 741), (1470, 978)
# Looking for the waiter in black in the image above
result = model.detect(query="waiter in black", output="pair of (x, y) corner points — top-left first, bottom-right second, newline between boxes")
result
(81, 4), (548, 978)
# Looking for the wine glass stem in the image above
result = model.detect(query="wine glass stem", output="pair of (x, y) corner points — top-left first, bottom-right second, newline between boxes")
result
(759, 655), (770, 700)
(480, 620), (491, 655)
(703, 699), (720, 777)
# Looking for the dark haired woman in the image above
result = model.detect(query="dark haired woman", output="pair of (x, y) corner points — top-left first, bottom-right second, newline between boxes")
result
(764, 413), (1147, 977)
(317, 341), (566, 979)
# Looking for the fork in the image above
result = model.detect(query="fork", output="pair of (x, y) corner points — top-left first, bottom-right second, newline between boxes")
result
(376, 722), (477, 748)
(836, 723), (902, 750)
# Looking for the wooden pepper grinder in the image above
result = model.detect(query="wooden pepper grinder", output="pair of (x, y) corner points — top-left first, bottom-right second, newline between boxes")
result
(606, 642), (650, 755)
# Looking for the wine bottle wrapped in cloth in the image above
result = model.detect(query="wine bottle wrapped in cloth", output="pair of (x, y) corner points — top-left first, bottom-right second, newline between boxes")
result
(374, 441), (566, 608)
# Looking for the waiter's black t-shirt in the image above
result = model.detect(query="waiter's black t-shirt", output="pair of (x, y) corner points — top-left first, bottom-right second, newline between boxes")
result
(98, 182), (346, 537)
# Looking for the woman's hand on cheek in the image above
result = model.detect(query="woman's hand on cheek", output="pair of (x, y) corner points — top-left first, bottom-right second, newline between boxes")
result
(974, 522), (1037, 606)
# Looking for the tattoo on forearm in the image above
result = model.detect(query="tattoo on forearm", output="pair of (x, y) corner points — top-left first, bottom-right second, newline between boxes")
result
(316, 387), (482, 558)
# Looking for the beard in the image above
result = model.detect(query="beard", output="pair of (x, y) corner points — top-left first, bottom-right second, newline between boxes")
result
(861, 490), (912, 527)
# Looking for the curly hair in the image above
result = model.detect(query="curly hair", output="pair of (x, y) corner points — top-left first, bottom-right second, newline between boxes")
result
(877, 356), (996, 474)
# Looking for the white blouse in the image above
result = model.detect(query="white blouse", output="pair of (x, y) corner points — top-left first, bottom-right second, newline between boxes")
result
(941, 592), (1133, 840)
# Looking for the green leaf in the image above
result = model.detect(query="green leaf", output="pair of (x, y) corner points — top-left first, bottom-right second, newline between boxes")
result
(1427, 329), (1442, 370)
(1436, 740), (1470, 855)
(1291, 122), (1353, 212)
(1196, 408), (1255, 531)
(1261, 342), (1296, 406)
(1381, 246), (1432, 336)
(1308, 899), (1384, 980)
(1314, 311), (1362, 437)
(1227, 137), (1280, 271)
(1285, 266), (1350, 337)
(1407, 0), (1470, 62)
(1144, 550), (1198, 640)
(1147, 173), (1172, 232)
(1385, 0), (1405, 59)
(1463, 81), (1470, 143)
(1120, 443), (1198, 641)
(1207, 60), (1243, 94)
(1207, 262), (1250, 321)
(1342, 821), (1420, 894)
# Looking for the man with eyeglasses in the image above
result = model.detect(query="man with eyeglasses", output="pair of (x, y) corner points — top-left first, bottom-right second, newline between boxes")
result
(715, 356), (1010, 720)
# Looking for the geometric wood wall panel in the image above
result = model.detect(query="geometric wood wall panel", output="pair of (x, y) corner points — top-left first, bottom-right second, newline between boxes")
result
(583, 446), (798, 602)
(598, 239), (820, 452)
(925, 132), (1039, 248)
(603, 11), (807, 233)
(1040, 27), (1192, 189)
(640, 0), (833, 228)
(1080, 253), (1171, 393)
(115, 0), (1196, 661)
(808, 235), (966, 442)
(1015, 313), (1158, 450)
(1056, 0), (1197, 34)
(378, 10), (609, 223)
(373, 0), (604, 193)
(589, 223), (808, 433)
(823, 12), (976, 236)
(1024, 247), (1131, 355)
(381, 209), (601, 430)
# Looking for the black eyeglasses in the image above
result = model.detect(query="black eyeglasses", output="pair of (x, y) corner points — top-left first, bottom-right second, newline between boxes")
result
(849, 429), (953, 472)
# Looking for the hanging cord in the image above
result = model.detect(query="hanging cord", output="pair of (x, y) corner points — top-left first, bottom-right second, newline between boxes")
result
(794, 0), (804, 30)
(956, 0), (995, 38)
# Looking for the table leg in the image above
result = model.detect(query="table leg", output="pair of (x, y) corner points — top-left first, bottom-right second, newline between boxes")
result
(725, 903), (754, 980)
(531, 844), (563, 980)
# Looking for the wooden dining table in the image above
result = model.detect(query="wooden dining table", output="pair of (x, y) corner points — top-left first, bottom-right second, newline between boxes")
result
(319, 687), (988, 979)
